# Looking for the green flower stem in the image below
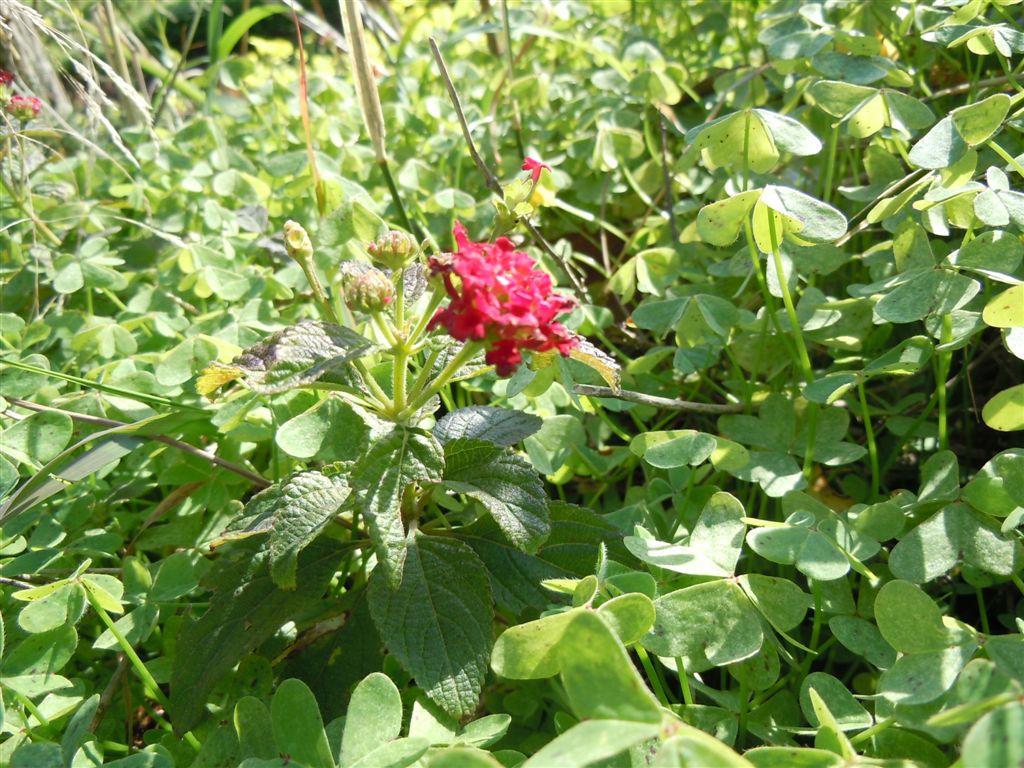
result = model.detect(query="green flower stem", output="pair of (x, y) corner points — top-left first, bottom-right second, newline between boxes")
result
(675, 657), (694, 706)
(849, 716), (897, 746)
(13, 690), (52, 731)
(371, 312), (398, 348)
(82, 586), (202, 752)
(936, 315), (953, 452)
(742, 221), (787, 343)
(858, 380), (881, 498)
(406, 286), (448, 349)
(636, 645), (671, 707)
(397, 343), (482, 422)
(766, 214), (814, 385)
(353, 358), (393, 411)
(406, 345), (443, 407)
(390, 270), (409, 417)
(988, 140), (1024, 179)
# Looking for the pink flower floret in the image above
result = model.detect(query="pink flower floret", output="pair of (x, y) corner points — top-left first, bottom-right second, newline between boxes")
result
(428, 223), (577, 376)
(522, 156), (551, 182)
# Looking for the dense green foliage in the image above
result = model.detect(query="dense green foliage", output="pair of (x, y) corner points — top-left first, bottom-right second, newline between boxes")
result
(2, 0), (1024, 766)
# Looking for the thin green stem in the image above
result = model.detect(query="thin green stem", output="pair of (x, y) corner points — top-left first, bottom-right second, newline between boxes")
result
(821, 123), (839, 204)
(936, 315), (953, 452)
(353, 359), (392, 411)
(849, 716), (897, 746)
(675, 657), (694, 706)
(83, 585), (201, 751)
(767, 213), (813, 384)
(636, 646), (671, 707)
(406, 345), (443, 406)
(858, 380), (880, 498)
(398, 343), (482, 421)
(988, 140), (1024, 179)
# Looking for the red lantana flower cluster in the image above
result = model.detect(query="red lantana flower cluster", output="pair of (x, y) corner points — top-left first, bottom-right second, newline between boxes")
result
(429, 223), (577, 376)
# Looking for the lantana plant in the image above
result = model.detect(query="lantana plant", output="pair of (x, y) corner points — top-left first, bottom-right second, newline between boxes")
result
(182, 195), (616, 726)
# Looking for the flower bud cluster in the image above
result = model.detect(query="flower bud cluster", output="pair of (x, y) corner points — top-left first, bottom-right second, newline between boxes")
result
(1, 72), (42, 121)
(428, 223), (577, 376)
(343, 269), (394, 313)
(368, 230), (418, 271)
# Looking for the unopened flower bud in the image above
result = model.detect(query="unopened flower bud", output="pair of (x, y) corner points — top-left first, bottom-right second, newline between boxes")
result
(0, 72), (13, 107)
(283, 220), (314, 263)
(343, 269), (394, 313)
(367, 230), (418, 270)
(6, 94), (41, 121)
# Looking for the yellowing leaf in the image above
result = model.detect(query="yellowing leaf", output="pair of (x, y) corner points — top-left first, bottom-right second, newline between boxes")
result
(196, 363), (244, 398)
(569, 338), (621, 393)
(983, 384), (1024, 432)
(983, 284), (1024, 328)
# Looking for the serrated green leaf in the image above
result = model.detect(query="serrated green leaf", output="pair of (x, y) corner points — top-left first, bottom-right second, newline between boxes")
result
(352, 427), (444, 587)
(169, 539), (341, 734)
(443, 439), (549, 553)
(433, 406), (542, 446)
(198, 321), (372, 397)
(368, 533), (491, 719)
(215, 470), (350, 589)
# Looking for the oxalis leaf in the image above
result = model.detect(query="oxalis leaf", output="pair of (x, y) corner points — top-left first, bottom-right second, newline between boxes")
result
(443, 438), (550, 553)
(351, 427), (444, 587)
(197, 320), (373, 397)
(433, 406), (543, 447)
(368, 532), (492, 720)
(213, 468), (351, 589)
(169, 539), (341, 734)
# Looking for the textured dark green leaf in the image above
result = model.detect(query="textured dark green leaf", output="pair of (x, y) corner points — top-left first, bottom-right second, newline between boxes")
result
(169, 539), (341, 734)
(216, 469), (350, 589)
(200, 321), (372, 396)
(443, 439), (549, 552)
(433, 406), (542, 446)
(368, 533), (492, 719)
(351, 427), (444, 587)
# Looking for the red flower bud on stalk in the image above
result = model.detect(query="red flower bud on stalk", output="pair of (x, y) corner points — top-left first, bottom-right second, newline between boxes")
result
(522, 156), (551, 182)
(428, 223), (577, 376)
(6, 94), (41, 121)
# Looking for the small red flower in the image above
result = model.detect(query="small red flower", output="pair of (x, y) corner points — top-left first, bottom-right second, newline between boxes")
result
(428, 223), (577, 376)
(6, 94), (41, 120)
(0, 72), (14, 86)
(522, 156), (551, 183)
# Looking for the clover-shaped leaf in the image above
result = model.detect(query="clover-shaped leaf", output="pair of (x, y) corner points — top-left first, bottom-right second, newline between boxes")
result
(909, 94), (1011, 169)
(686, 109), (822, 174)
(698, 186), (846, 252)
(808, 81), (934, 139)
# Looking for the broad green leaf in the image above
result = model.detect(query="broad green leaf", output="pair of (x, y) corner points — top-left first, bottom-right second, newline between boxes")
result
(807, 80), (875, 118)
(275, 398), (370, 461)
(368, 533), (491, 719)
(738, 574), (811, 632)
(17, 583), (85, 634)
(629, 429), (717, 469)
(559, 610), (662, 722)
(491, 609), (578, 680)
(799, 673), (871, 731)
(596, 593), (656, 645)
(828, 616), (897, 670)
(352, 427), (444, 586)
(953, 229), (1023, 277)
(197, 321), (372, 397)
(951, 93), (1011, 145)
(61, 694), (100, 767)
(169, 540), (341, 734)
(807, 689), (856, 760)
(522, 720), (661, 768)
(877, 643), (976, 705)
(443, 438), (549, 553)
(349, 738), (429, 768)
(214, 469), (350, 589)
(874, 580), (952, 653)
(983, 284), (1024, 328)
(654, 727), (754, 767)
(755, 185), (848, 247)
(909, 117), (968, 169)
(687, 109), (821, 174)
(270, 679), (334, 768)
(961, 702), (1024, 768)
(0, 624), (77, 676)
(697, 189), (762, 247)
(983, 384), (1024, 431)
(644, 580), (763, 671)
(0, 411), (73, 468)
(746, 518), (850, 581)
(963, 449), (1024, 516)
(340, 673), (403, 766)
(234, 697), (276, 761)
(455, 714), (512, 748)
(918, 450), (960, 504)
(426, 747), (502, 768)
(433, 406), (542, 446)
(890, 503), (1024, 582)
(874, 269), (980, 324)
(862, 336), (934, 375)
